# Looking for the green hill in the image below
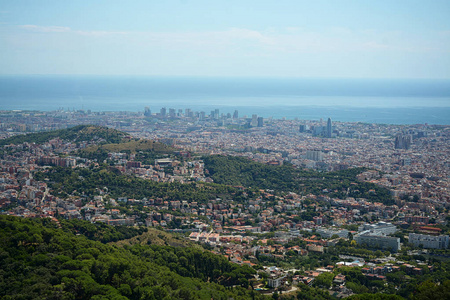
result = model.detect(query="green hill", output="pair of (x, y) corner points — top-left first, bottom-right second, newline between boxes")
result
(34, 165), (237, 202)
(203, 155), (394, 204)
(83, 139), (173, 154)
(0, 125), (128, 145)
(77, 139), (175, 163)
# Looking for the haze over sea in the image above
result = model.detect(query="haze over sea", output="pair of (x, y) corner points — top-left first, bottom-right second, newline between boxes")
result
(1, 76), (449, 125)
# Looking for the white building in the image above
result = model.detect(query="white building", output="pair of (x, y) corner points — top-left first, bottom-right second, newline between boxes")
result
(358, 221), (398, 235)
(355, 231), (401, 252)
(268, 274), (286, 288)
(316, 227), (349, 239)
(409, 233), (449, 249)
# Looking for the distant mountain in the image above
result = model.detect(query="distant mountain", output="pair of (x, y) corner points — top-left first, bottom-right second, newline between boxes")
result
(0, 125), (128, 145)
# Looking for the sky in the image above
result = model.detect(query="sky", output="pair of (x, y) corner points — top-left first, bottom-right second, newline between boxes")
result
(0, 0), (449, 78)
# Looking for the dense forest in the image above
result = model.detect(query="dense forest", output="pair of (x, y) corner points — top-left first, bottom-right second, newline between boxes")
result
(0, 216), (261, 300)
(0, 125), (127, 145)
(203, 155), (394, 204)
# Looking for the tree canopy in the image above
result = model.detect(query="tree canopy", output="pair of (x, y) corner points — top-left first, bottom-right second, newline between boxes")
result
(0, 215), (261, 300)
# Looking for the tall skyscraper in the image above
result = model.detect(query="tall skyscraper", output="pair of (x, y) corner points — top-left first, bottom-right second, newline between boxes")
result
(144, 106), (151, 116)
(233, 110), (239, 119)
(257, 117), (264, 127)
(327, 118), (332, 138)
(160, 107), (166, 117)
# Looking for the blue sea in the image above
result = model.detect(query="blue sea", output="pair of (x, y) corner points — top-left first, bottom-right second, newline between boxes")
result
(0, 76), (449, 125)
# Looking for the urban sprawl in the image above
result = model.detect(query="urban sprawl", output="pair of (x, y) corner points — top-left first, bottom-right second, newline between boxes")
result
(0, 107), (449, 297)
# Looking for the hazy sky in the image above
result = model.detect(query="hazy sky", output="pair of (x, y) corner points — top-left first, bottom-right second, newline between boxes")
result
(1, 0), (449, 78)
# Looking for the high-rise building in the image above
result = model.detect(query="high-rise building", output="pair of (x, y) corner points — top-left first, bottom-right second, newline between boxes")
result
(395, 134), (412, 150)
(257, 117), (264, 127)
(144, 106), (151, 116)
(233, 110), (239, 119)
(313, 126), (324, 136)
(327, 118), (332, 138)
(251, 114), (258, 127)
(160, 107), (166, 117)
(299, 124), (306, 133)
(306, 150), (324, 161)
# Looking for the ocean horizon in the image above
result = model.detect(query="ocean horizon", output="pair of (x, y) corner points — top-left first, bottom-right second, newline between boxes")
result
(1, 76), (449, 125)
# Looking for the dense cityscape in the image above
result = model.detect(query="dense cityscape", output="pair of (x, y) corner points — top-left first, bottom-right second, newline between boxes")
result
(0, 108), (449, 299)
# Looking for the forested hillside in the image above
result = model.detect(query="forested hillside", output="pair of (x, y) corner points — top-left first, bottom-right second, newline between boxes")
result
(203, 155), (394, 204)
(76, 139), (175, 163)
(34, 165), (238, 202)
(0, 125), (127, 145)
(0, 216), (260, 300)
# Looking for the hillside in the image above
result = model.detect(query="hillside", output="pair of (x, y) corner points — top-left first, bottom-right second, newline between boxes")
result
(82, 139), (173, 154)
(77, 139), (175, 163)
(112, 228), (198, 248)
(0, 125), (128, 145)
(203, 155), (394, 204)
(0, 216), (260, 300)
(34, 165), (237, 202)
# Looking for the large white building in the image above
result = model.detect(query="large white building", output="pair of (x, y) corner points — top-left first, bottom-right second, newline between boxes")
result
(316, 227), (349, 239)
(355, 232), (401, 252)
(358, 221), (398, 235)
(409, 233), (449, 249)
(355, 222), (400, 252)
